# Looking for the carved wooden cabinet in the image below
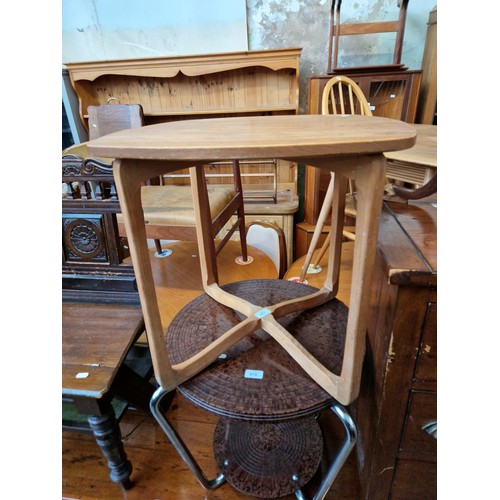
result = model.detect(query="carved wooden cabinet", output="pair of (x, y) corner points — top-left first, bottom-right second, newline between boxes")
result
(62, 154), (139, 305)
(355, 198), (437, 499)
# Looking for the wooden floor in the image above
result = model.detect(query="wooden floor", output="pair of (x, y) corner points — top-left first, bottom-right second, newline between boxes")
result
(62, 390), (362, 499)
(63, 242), (361, 499)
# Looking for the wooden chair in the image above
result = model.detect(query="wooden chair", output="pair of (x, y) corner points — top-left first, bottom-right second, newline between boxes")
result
(246, 221), (287, 278)
(88, 104), (145, 140)
(321, 75), (373, 117)
(327, 0), (409, 73)
(68, 104), (249, 267)
(298, 75), (372, 282)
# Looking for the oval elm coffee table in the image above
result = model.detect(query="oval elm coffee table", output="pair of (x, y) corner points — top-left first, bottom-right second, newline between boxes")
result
(88, 114), (416, 498)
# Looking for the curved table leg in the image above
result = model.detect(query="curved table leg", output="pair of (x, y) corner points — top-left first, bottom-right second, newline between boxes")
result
(392, 173), (437, 200)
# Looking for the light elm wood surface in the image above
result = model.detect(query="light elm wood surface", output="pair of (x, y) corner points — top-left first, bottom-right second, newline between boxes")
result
(88, 115), (415, 164)
(384, 123), (436, 168)
(88, 114), (416, 406)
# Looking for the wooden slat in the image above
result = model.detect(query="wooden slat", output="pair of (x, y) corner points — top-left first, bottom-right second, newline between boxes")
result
(386, 161), (427, 184)
(338, 21), (400, 36)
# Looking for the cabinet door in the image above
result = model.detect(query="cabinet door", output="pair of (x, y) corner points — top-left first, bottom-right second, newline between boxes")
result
(366, 78), (410, 120)
(353, 73), (421, 122)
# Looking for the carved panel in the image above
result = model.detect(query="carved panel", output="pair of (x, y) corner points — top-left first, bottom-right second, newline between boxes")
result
(63, 214), (108, 263)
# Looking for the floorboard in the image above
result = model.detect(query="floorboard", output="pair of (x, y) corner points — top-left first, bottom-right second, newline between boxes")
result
(62, 392), (361, 499)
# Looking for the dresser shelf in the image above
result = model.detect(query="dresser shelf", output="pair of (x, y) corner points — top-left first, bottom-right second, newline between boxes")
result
(65, 48), (301, 128)
(65, 48), (302, 264)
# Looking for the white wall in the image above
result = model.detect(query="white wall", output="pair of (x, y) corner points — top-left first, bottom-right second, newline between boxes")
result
(246, 0), (436, 112)
(62, 0), (436, 116)
(62, 0), (248, 63)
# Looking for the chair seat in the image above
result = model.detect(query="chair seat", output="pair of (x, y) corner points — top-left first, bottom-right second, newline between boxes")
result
(116, 184), (236, 227)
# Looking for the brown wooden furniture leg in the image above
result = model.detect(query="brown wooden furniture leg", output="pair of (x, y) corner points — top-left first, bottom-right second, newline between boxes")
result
(392, 173), (437, 200)
(113, 152), (387, 404)
(299, 173), (335, 282)
(86, 402), (133, 490)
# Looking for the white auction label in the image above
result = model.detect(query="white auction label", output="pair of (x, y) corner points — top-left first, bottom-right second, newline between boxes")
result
(255, 308), (272, 319)
(244, 369), (264, 380)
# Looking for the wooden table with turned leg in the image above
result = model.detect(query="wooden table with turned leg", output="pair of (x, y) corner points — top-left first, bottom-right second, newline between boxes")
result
(88, 114), (415, 498)
(62, 303), (153, 490)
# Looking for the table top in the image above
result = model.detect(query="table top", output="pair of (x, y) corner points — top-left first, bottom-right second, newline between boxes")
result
(384, 124), (436, 168)
(62, 302), (144, 398)
(379, 199), (437, 286)
(88, 115), (416, 163)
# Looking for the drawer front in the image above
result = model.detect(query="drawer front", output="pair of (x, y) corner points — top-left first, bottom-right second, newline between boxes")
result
(386, 161), (428, 186)
(400, 390), (437, 457)
(415, 302), (437, 382)
(391, 458), (437, 499)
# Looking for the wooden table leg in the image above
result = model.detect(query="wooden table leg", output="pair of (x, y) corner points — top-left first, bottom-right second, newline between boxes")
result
(86, 402), (133, 490)
(392, 173), (437, 200)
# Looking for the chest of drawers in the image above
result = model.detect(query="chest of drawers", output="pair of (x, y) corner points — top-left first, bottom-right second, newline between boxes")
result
(356, 198), (437, 499)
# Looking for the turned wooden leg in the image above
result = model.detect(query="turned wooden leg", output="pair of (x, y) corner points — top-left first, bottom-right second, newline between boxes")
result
(87, 405), (133, 490)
